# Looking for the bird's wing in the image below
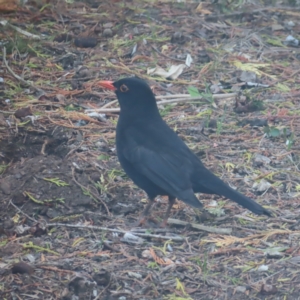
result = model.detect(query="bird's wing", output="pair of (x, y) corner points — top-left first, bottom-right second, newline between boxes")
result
(122, 125), (202, 208)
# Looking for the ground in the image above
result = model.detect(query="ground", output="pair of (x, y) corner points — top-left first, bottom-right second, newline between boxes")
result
(1, 1), (300, 299)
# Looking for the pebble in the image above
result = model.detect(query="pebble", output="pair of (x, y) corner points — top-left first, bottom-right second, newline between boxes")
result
(103, 28), (113, 38)
(0, 179), (11, 194)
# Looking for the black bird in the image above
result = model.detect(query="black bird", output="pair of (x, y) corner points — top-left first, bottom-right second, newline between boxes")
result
(99, 77), (271, 225)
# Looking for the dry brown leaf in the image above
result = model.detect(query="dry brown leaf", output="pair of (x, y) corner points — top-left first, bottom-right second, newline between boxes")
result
(195, 3), (212, 15)
(149, 248), (173, 266)
(0, 0), (17, 12)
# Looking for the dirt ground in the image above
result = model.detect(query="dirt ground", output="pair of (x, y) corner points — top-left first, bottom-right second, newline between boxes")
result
(1, 1), (300, 299)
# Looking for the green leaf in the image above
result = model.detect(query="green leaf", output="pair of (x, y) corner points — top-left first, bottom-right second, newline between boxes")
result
(269, 127), (280, 137)
(264, 126), (280, 138)
(97, 154), (110, 161)
(187, 86), (200, 97)
(43, 177), (69, 186)
(266, 38), (284, 47)
(276, 83), (290, 92)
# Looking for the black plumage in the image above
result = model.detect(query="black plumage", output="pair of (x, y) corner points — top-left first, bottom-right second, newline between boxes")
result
(99, 77), (271, 225)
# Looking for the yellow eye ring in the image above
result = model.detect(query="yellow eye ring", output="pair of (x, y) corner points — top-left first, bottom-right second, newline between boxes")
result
(120, 84), (129, 92)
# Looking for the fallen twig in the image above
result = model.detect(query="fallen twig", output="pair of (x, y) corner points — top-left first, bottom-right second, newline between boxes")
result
(0, 20), (42, 40)
(0, 110), (15, 114)
(167, 218), (232, 234)
(71, 167), (111, 216)
(50, 222), (185, 241)
(9, 199), (37, 223)
(2, 47), (44, 94)
(84, 93), (237, 113)
(10, 199), (185, 241)
(151, 45), (185, 62)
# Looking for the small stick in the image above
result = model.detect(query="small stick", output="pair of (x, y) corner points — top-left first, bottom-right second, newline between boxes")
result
(151, 45), (185, 62)
(50, 223), (185, 241)
(9, 199), (184, 241)
(167, 218), (232, 234)
(2, 47), (43, 94)
(71, 167), (111, 216)
(9, 199), (37, 223)
(0, 20), (42, 39)
(85, 93), (237, 113)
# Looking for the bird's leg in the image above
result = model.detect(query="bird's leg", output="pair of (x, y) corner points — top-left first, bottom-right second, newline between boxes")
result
(161, 196), (176, 227)
(136, 197), (155, 226)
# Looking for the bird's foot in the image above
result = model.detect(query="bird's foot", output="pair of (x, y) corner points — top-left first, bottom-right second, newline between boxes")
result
(135, 216), (147, 227)
(135, 215), (159, 227)
(159, 219), (168, 228)
(197, 210), (215, 222)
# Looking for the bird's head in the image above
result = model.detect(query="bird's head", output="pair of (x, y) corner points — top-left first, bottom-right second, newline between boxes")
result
(99, 77), (159, 116)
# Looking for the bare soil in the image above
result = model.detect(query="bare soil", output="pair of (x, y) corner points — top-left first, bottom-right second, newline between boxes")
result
(1, 1), (300, 299)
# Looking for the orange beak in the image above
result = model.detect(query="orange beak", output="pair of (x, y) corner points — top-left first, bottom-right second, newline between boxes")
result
(98, 80), (116, 91)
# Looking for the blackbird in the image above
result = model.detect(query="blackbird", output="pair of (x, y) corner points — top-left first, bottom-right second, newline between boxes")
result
(99, 77), (271, 225)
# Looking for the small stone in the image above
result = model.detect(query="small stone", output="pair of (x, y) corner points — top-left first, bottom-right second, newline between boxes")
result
(121, 232), (144, 244)
(54, 94), (66, 104)
(271, 24), (284, 31)
(210, 84), (221, 94)
(285, 35), (299, 46)
(208, 119), (217, 128)
(95, 141), (106, 148)
(133, 27), (139, 34)
(254, 153), (271, 164)
(74, 37), (98, 48)
(46, 208), (60, 219)
(103, 28), (113, 38)
(285, 21), (295, 29)
(3, 219), (14, 229)
(14, 173), (22, 179)
(0, 179), (11, 195)
(257, 264), (269, 272)
(127, 271), (142, 279)
(240, 71), (257, 82)
(11, 262), (34, 275)
(264, 247), (285, 258)
(93, 270), (111, 286)
(14, 107), (32, 118)
(0, 113), (7, 126)
(252, 179), (272, 192)
(171, 31), (186, 44)
(236, 286), (247, 293)
(103, 22), (113, 28)
(260, 284), (278, 295)
(90, 172), (100, 182)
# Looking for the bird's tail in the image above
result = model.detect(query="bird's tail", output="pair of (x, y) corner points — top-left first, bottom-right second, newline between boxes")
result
(176, 189), (204, 209)
(194, 173), (271, 217)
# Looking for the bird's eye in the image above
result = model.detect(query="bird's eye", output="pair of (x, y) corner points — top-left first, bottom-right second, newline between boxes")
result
(120, 84), (129, 93)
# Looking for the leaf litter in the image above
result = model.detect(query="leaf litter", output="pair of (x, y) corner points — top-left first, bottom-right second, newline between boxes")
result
(0, 1), (300, 299)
